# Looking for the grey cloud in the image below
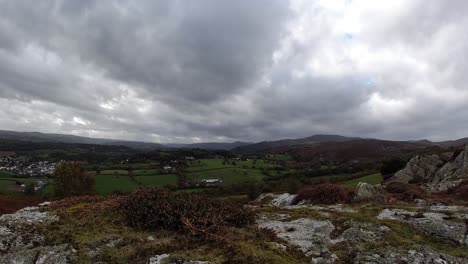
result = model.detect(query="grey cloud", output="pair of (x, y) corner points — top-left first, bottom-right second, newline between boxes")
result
(0, 1), (468, 143)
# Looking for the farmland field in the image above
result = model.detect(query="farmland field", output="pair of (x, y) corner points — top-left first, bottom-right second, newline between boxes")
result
(94, 175), (140, 195)
(340, 173), (383, 188)
(187, 168), (265, 185)
(136, 174), (178, 187)
(0, 177), (53, 195)
(186, 158), (279, 172)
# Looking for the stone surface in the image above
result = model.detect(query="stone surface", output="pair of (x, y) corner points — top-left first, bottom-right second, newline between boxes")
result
(147, 254), (209, 264)
(377, 208), (468, 245)
(353, 182), (385, 203)
(257, 217), (335, 259)
(390, 145), (468, 192)
(340, 221), (390, 243)
(0, 204), (76, 264)
(256, 193), (297, 207)
(354, 246), (467, 264)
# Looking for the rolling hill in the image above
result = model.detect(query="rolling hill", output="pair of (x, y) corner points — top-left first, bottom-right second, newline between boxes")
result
(232, 134), (359, 153)
(0, 130), (164, 150)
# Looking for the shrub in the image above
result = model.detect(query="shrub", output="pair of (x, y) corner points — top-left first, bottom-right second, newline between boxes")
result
(54, 161), (95, 198)
(120, 188), (255, 240)
(385, 182), (427, 202)
(0, 195), (42, 215)
(48, 195), (105, 210)
(447, 180), (468, 201)
(292, 184), (354, 205)
(24, 183), (35, 195)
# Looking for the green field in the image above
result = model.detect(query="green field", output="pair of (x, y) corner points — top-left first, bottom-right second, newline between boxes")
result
(187, 168), (265, 185)
(340, 173), (383, 188)
(99, 170), (129, 175)
(0, 177), (53, 195)
(133, 169), (163, 175)
(136, 174), (178, 187)
(186, 159), (277, 172)
(0, 171), (14, 177)
(94, 175), (140, 195)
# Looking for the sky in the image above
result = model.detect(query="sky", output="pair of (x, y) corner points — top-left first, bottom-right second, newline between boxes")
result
(1, 0), (468, 143)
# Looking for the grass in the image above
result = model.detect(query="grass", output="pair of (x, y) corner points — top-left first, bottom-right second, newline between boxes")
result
(133, 169), (162, 175)
(136, 174), (178, 187)
(0, 177), (52, 195)
(43, 195), (306, 263)
(340, 173), (383, 188)
(94, 175), (140, 195)
(0, 171), (14, 177)
(188, 168), (265, 185)
(99, 170), (129, 175)
(186, 159), (277, 172)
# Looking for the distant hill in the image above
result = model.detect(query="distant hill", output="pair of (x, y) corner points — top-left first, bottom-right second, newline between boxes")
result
(232, 134), (358, 153)
(165, 141), (252, 150)
(0, 130), (164, 150)
(282, 139), (432, 162)
(0, 130), (250, 151)
(437, 137), (468, 147)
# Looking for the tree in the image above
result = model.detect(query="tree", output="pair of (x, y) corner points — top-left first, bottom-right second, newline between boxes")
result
(381, 158), (407, 179)
(54, 162), (95, 198)
(24, 183), (35, 195)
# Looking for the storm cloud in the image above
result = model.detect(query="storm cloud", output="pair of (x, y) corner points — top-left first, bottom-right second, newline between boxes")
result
(1, 0), (468, 143)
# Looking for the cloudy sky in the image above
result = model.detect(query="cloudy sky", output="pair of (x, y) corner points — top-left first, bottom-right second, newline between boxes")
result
(1, 0), (468, 143)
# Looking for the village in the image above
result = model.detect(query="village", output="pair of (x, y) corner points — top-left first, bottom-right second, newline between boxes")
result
(0, 156), (56, 177)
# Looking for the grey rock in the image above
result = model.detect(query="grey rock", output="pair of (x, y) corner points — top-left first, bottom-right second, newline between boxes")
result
(0, 205), (76, 264)
(390, 145), (468, 192)
(409, 217), (467, 245)
(147, 254), (209, 264)
(354, 246), (467, 263)
(377, 208), (418, 221)
(353, 182), (385, 203)
(0, 206), (58, 225)
(257, 193), (297, 207)
(0, 245), (74, 264)
(258, 217), (335, 258)
(415, 198), (430, 207)
(391, 154), (444, 184)
(377, 208), (468, 245)
(340, 221), (389, 243)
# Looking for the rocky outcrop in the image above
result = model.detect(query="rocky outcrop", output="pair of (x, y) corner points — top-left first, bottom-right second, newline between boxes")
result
(353, 182), (385, 203)
(390, 145), (468, 191)
(257, 217), (336, 261)
(256, 193), (297, 207)
(355, 246), (466, 264)
(0, 203), (76, 264)
(147, 254), (209, 264)
(377, 208), (468, 245)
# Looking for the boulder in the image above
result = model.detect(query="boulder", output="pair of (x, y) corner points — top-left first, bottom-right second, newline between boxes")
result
(257, 217), (335, 258)
(391, 154), (444, 184)
(0, 204), (76, 264)
(147, 254), (209, 264)
(377, 208), (468, 245)
(389, 145), (468, 192)
(353, 182), (385, 203)
(256, 193), (297, 207)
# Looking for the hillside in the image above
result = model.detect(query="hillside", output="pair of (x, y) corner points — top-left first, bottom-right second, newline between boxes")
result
(0, 130), (164, 150)
(282, 139), (433, 162)
(232, 134), (358, 153)
(165, 141), (252, 150)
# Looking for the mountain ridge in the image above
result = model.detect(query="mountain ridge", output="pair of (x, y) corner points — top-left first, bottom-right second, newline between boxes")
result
(1, 130), (467, 151)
